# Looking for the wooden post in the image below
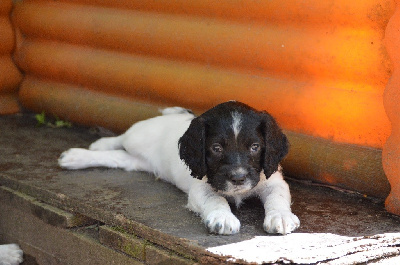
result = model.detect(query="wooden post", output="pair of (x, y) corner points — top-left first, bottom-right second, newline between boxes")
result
(383, 0), (400, 214)
(0, 0), (22, 114)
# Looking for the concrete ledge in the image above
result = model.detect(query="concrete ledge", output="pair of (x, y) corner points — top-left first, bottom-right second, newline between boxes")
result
(99, 226), (195, 264)
(0, 186), (95, 228)
(2, 114), (400, 264)
(0, 188), (143, 264)
(0, 184), (199, 264)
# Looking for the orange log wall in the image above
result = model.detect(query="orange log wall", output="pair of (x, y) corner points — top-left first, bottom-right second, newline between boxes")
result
(12, 0), (397, 199)
(0, 0), (22, 114)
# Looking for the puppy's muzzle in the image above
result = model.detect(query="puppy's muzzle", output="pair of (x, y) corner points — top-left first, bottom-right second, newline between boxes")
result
(231, 173), (246, 185)
(230, 167), (248, 185)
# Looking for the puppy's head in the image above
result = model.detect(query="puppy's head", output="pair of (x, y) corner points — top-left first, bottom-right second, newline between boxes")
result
(178, 101), (289, 193)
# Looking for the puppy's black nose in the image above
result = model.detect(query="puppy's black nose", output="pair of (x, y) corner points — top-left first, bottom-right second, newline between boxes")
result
(231, 174), (246, 185)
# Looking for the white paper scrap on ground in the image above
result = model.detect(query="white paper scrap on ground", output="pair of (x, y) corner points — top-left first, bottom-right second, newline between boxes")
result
(207, 233), (400, 264)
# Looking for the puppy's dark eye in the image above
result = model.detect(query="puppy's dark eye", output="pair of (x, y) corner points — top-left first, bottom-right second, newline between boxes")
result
(250, 143), (260, 153)
(211, 143), (223, 154)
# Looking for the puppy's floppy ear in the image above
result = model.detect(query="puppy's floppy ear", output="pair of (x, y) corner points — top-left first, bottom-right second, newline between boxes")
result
(178, 117), (207, 179)
(260, 112), (289, 178)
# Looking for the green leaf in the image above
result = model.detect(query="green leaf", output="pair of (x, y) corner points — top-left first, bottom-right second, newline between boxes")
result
(35, 111), (46, 126)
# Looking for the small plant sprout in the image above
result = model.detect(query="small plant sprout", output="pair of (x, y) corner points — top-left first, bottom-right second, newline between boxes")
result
(35, 111), (72, 128)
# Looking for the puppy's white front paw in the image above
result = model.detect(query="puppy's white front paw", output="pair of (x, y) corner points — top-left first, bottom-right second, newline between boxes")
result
(264, 210), (300, 235)
(205, 210), (240, 235)
(58, 148), (90, 169)
(0, 244), (23, 265)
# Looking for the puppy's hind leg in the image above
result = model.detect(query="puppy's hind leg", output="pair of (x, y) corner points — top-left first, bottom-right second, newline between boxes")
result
(89, 135), (124, 151)
(59, 149), (151, 171)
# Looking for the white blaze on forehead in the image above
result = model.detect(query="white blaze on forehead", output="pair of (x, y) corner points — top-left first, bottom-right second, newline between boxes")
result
(231, 111), (243, 139)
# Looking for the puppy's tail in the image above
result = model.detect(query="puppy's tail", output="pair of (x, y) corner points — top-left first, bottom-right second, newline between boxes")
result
(160, 107), (194, 116)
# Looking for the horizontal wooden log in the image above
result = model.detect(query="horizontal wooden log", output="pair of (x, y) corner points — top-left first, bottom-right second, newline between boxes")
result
(15, 40), (390, 148)
(18, 76), (389, 198)
(18, 77), (162, 132)
(48, 0), (394, 29)
(14, 1), (391, 86)
(284, 131), (389, 197)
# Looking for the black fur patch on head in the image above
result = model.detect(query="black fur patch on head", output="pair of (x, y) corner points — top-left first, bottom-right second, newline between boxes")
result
(179, 101), (289, 185)
(178, 116), (207, 179)
(260, 112), (289, 178)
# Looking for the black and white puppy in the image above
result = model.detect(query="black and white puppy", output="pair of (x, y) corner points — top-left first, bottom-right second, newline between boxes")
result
(59, 101), (300, 235)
